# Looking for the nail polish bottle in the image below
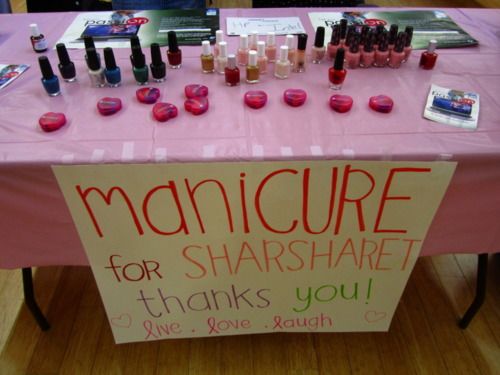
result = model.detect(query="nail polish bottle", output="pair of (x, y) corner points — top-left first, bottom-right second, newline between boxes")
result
(56, 43), (76, 82)
(374, 33), (389, 67)
(38, 56), (60, 96)
(84, 36), (100, 68)
(360, 32), (375, 68)
(274, 45), (291, 79)
(285, 34), (296, 66)
(225, 54), (240, 86)
(130, 45), (149, 85)
(388, 24), (398, 51)
(85, 47), (106, 87)
(167, 31), (182, 69)
(389, 32), (406, 68)
(30, 23), (48, 53)
(293, 33), (307, 73)
(265, 32), (277, 62)
(200, 40), (215, 73)
(214, 29), (224, 58)
(237, 34), (249, 66)
(246, 50), (259, 83)
(150, 43), (166, 82)
(257, 41), (268, 74)
(339, 19), (348, 47)
(329, 47), (346, 90)
(216, 41), (228, 74)
(103, 47), (121, 87)
(312, 26), (326, 64)
(327, 25), (341, 60)
(249, 30), (259, 51)
(403, 26), (413, 62)
(344, 25), (356, 50)
(419, 39), (438, 70)
(346, 35), (361, 69)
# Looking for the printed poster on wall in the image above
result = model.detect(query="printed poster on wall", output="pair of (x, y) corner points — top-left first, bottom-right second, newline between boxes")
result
(53, 160), (455, 344)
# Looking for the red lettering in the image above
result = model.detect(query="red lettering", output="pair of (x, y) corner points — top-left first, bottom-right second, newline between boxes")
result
(374, 168), (431, 233)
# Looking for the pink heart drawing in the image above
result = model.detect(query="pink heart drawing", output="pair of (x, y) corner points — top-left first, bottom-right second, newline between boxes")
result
(364, 310), (387, 323)
(110, 313), (132, 328)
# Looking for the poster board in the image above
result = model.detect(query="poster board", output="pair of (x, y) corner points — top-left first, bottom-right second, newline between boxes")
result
(53, 160), (455, 344)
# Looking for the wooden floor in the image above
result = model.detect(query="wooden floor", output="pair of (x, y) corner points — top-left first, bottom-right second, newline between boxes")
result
(0, 255), (499, 374)
(3, 0), (500, 374)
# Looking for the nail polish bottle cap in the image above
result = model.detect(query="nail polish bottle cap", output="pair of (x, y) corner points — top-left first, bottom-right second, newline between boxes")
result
(130, 35), (141, 49)
(168, 31), (179, 52)
(38, 55), (54, 79)
(104, 47), (117, 70)
(30, 23), (41, 37)
(227, 54), (237, 69)
(360, 25), (369, 43)
(56, 43), (71, 65)
(349, 35), (360, 53)
(215, 29), (224, 44)
(333, 47), (345, 70)
(266, 31), (275, 46)
(404, 26), (414, 47)
(340, 19), (348, 39)
(314, 26), (325, 48)
(378, 35), (389, 52)
(83, 36), (95, 51)
(86, 47), (101, 70)
(330, 25), (339, 44)
(239, 34), (248, 49)
(378, 30), (388, 49)
(249, 30), (258, 44)
(427, 39), (438, 53)
(279, 45), (289, 62)
(375, 24), (385, 37)
(297, 33), (308, 51)
(131, 45), (145, 68)
(285, 35), (294, 49)
(364, 32), (374, 52)
(150, 43), (163, 65)
(394, 32), (406, 53)
(219, 41), (227, 58)
(345, 25), (356, 44)
(257, 41), (266, 57)
(202, 40), (211, 56)
(248, 50), (257, 66)
(388, 24), (398, 44)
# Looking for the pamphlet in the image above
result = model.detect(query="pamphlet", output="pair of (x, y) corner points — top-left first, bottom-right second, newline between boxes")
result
(226, 17), (306, 36)
(57, 9), (220, 48)
(309, 10), (478, 49)
(0, 64), (29, 90)
(424, 85), (479, 130)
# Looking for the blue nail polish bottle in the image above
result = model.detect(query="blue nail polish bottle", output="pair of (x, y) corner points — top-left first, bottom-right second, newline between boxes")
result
(38, 56), (61, 96)
(104, 47), (121, 87)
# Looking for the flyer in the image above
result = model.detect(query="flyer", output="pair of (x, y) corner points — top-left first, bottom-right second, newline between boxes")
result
(226, 17), (306, 36)
(309, 10), (478, 49)
(56, 9), (220, 49)
(0, 64), (29, 90)
(423, 84), (480, 130)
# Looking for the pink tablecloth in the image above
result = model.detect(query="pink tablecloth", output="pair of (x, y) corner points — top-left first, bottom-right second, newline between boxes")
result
(0, 8), (499, 268)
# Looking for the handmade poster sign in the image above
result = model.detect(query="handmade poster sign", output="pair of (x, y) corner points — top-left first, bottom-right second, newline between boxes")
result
(53, 160), (455, 344)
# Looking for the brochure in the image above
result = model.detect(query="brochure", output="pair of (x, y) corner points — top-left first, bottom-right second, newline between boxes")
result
(309, 10), (478, 49)
(226, 17), (306, 36)
(0, 64), (29, 90)
(57, 9), (220, 49)
(423, 85), (479, 130)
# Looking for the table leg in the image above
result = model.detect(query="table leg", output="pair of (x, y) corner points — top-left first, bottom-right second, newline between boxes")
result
(22, 267), (50, 331)
(458, 253), (488, 329)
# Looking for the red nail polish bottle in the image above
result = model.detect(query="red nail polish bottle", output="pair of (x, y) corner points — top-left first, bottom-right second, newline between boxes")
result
(419, 39), (438, 70)
(167, 31), (182, 69)
(329, 47), (347, 90)
(225, 54), (240, 86)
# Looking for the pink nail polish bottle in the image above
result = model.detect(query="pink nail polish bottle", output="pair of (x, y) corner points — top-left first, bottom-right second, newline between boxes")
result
(388, 32), (406, 68)
(327, 25), (340, 60)
(387, 24), (398, 52)
(374, 33), (389, 67)
(360, 31), (375, 68)
(214, 30), (224, 58)
(403, 26), (413, 62)
(257, 41), (268, 74)
(237, 34), (249, 66)
(265, 32), (277, 62)
(311, 26), (326, 64)
(345, 35), (361, 69)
